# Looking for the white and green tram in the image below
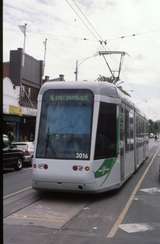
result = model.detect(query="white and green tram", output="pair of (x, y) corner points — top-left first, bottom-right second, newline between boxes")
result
(32, 81), (149, 193)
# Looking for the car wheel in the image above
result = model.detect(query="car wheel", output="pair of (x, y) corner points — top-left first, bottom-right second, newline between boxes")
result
(15, 158), (23, 170)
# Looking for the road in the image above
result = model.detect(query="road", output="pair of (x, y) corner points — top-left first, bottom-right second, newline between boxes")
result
(3, 167), (32, 196)
(3, 139), (160, 244)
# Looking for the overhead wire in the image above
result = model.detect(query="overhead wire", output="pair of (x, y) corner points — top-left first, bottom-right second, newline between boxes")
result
(71, 0), (105, 43)
(65, 0), (99, 42)
(65, 0), (115, 79)
(33, 1), (160, 82)
(70, 0), (120, 73)
(107, 29), (160, 41)
(70, 0), (112, 53)
(71, 0), (115, 72)
(72, 0), (122, 78)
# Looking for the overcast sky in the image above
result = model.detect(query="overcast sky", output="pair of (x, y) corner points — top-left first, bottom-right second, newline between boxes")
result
(3, 0), (160, 121)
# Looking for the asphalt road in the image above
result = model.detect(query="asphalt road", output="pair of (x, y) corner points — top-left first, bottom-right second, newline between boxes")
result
(3, 139), (160, 244)
(3, 167), (32, 196)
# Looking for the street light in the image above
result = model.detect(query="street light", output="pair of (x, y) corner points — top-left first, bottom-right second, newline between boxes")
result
(74, 53), (98, 81)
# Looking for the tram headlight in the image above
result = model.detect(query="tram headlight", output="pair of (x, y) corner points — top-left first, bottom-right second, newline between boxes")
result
(72, 165), (90, 171)
(85, 166), (90, 171)
(44, 164), (48, 170)
(72, 165), (78, 171)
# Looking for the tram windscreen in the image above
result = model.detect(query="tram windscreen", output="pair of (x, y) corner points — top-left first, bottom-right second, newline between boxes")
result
(36, 90), (93, 160)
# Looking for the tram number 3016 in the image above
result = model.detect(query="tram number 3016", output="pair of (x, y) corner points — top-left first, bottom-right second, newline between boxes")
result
(75, 153), (89, 159)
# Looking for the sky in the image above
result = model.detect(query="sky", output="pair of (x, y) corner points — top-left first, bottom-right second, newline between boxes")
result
(3, 0), (160, 121)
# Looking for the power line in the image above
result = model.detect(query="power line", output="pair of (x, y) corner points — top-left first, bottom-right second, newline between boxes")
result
(65, 0), (116, 79)
(65, 0), (115, 79)
(65, 1), (109, 50)
(71, 0), (111, 52)
(71, 0), (104, 42)
(25, 27), (160, 44)
(65, 0), (99, 41)
(70, 1), (119, 77)
(106, 30), (160, 42)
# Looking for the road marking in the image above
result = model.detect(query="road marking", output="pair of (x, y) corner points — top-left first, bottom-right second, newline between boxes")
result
(107, 147), (160, 238)
(140, 187), (160, 194)
(3, 186), (32, 200)
(119, 223), (153, 233)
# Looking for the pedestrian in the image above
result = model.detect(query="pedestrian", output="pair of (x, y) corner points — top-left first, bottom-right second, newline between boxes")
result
(8, 131), (15, 142)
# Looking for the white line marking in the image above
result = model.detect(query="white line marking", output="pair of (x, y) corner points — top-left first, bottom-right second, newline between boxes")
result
(107, 147), (160, 238)
(119, 223), (153, 233)
(3, 186), (32, 200)
(140, 187), (160, 194)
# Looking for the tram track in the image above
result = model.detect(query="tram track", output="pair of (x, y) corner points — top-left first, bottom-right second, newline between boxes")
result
(3, 142), (158, 219)
(3, 187), (40, 218)
(3, 186), (32, 200)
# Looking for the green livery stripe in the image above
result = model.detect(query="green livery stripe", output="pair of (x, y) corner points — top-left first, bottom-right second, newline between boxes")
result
(95, 157), (117, 178)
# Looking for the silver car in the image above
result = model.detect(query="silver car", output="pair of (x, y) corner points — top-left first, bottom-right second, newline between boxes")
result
(12, 142), (34, 166)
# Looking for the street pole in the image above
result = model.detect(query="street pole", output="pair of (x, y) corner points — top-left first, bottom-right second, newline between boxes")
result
(74, 60), (78, 81)
(21, 23), (27, 67)
(74, 54), (98, 81)
(43, 38), (47, 77)
(18, 23), (27, 103)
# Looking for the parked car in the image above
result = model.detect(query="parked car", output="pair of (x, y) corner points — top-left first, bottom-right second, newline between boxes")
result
(3, 134), (24, 170)
(149, 133), (155, 138)
(11, 141), (34, 166)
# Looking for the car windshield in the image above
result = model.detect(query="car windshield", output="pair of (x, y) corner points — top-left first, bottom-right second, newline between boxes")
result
(36, 89), (93, 160)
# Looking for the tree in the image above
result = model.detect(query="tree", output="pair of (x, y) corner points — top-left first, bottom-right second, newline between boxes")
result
(97, 75), (113, 83)
(148, 119), (160, 134)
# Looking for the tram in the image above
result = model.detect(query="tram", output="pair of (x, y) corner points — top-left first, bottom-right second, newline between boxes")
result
(32, 81), (149, 193)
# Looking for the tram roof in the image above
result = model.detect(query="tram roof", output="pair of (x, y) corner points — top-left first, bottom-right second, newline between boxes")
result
(40, 80), (119, 97)
(39, 80), (146, 118)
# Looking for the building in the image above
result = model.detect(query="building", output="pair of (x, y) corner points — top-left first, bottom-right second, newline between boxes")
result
(43, 74), (65, 82)
(3, 48), (43, 141)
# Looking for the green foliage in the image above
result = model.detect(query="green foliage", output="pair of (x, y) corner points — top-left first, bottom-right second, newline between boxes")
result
(148, 119), (160, 134)
(97, 75), (113, 83)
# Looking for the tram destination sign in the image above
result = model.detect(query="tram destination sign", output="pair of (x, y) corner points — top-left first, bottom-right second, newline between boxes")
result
(49, 94), (91, 102)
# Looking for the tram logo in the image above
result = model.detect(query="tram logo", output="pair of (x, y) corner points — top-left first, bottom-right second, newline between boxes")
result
(95, 158), (116, 178)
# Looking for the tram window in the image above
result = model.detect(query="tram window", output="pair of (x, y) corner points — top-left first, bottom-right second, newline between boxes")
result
(36, 89), (93, 160)
(125, 109), (130, 151)
(94, 102), (117, 159)
(136, 115), (140, 147)
(129, 110), (134, 151)
(136, 115), (145, 147)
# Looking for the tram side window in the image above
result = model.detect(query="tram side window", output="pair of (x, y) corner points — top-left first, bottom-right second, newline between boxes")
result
(129, 110), (134, 151)
(136, 115), (144, 147)
(94, 102), (117, 159)
(136, 115), (139, 147)
(140, 117), (143, 146)
(125, 108), (130, 151)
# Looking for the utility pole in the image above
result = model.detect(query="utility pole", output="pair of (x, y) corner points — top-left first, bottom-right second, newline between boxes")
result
(19, 23), (27, 67)
(74, 53), (99, 81)
(74, 60), (78, 81)
(18, 23), (27, 104)
(43, 38), (47, 77)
